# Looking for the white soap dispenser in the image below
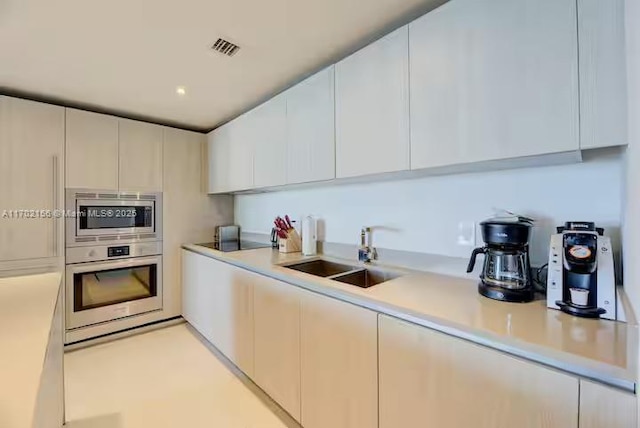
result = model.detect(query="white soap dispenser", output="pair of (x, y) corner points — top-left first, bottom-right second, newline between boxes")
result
(302, 216), (317, 256)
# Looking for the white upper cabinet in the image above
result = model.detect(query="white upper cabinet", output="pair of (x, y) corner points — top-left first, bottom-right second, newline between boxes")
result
(66, 109), (119, 189)
(578, 0), (627, 149)
(208, 115), (255, 193)
(227, 114), (254, 192)
(207, 124), (231, 193)
(252, 95), (287, 188)
(335, 26), (410, 178)
(0, 97), (64, 265)
(286, 67), (336, 184)
(409, 0), (579, 169)
(204, 0), (621, 191)
(118, 119), (163, 191)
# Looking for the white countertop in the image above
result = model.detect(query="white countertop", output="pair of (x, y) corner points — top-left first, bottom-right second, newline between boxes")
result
(0, 272), (62, 428)
(183, 244), (638, 393)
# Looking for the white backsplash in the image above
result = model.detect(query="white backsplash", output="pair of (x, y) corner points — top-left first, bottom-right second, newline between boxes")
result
(235, 151), (623, 267)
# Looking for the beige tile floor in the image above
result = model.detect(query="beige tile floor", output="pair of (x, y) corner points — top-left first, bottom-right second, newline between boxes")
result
(64, 324), (299, 428)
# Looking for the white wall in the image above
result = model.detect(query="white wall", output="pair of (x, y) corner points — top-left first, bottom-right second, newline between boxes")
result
(236, 153), (623, 267)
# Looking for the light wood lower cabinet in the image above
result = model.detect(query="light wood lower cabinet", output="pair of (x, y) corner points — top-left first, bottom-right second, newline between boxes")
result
(182, 250), (217, 342)
(300, 292), (378, 428)
(181, 250), (254, 376)
(579, 380), (637, 428)
(379, 314), (580, 428)
(253, 275), (301, 421)
(182, 255), (635, 428)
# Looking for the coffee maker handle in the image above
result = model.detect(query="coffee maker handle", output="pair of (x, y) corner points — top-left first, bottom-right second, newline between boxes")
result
(466, 247), (486, 273)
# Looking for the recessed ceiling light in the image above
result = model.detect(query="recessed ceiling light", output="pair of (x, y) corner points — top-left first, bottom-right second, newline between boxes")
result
(176, 86), (186, 96)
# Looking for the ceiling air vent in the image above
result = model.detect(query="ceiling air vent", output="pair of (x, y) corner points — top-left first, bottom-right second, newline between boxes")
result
(211, 38), (240, 57)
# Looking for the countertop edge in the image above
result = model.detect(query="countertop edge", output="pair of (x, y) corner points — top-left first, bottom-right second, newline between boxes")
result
(182, 244), (637, 394)
(0, 272), (62, 428)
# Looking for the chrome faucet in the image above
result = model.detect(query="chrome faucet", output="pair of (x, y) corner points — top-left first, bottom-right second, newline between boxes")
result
(358, 227), (376, 263)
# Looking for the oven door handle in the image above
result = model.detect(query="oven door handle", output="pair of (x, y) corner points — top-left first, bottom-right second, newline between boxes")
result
(67, 255), (162, 274)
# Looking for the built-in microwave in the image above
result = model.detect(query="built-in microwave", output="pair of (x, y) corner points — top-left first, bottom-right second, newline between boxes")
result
(66, 189), (162, 247)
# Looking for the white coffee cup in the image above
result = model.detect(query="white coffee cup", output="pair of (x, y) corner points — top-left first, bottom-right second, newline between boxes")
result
(569, 288), (589, 306)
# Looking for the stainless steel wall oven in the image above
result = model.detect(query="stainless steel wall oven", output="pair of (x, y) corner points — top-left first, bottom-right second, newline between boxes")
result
(65, 189), (163, 343)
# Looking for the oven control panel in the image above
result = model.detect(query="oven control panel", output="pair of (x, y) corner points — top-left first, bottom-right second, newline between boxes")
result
(66, 241), (162, 264)
(108, 246), (130, 258)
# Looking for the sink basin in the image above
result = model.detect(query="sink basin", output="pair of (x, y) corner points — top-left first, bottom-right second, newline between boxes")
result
(283, 259), (402, 288)
(284, 259), (357, 278)
(332, 268), (401, 288)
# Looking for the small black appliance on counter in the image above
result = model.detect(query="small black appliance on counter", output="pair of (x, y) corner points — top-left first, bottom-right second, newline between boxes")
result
(467, 218), (534, 303)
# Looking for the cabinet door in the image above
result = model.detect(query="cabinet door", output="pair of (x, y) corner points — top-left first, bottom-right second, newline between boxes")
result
(118, 119), (163, 191)
(286, 66), (335, 184)
(335, 26), (410, 178)
(409, 0), (579, 169)
(208, 257), (254, 375)
(182, 250), (217, 342)
(253, 275), (301, 421)
(207, 125), (231, 193)
(379, 315), (579, 428)
(578, 0), (627, 149)
(252, 95), (287, 188)
(301, 291), (378, 428)
(579, 380), (637, 428)
(163, 129), (207, 318)
(228, 114), (254, 192)
(0, 97), (64, 263)
(183, 251), (254, 374)
(66, 108), (119, 189)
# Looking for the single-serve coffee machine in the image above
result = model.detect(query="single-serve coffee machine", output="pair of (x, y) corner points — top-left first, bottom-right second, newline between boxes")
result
(546, 222), (616, 320)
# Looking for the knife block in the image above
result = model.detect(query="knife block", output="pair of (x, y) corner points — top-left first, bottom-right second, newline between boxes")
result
(279, 229), (302, 253)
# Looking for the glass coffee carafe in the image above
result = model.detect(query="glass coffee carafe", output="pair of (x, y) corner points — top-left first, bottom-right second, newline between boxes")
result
(482, 248), (530, 290)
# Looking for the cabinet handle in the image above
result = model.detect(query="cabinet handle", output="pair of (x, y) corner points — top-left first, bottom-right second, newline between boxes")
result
(52, 155), (59, 257)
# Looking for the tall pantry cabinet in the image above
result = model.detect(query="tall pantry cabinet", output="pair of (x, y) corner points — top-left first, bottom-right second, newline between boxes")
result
(163, 128), (232, 318)
(0, 97), (65, 272)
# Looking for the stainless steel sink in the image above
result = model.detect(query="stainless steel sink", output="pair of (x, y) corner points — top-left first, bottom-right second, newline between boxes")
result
(332, 268), (401, 288)
(283, 259), (357, 277)
(283, 259), (402, 288)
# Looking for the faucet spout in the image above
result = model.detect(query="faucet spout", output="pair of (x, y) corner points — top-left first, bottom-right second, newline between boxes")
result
(358, 227), (375, 263)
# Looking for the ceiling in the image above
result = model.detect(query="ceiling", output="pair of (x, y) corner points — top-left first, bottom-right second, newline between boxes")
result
(0, 0), (446, 131)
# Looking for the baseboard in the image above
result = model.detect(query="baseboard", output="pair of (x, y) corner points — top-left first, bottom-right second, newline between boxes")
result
(64, 316), (184, 351)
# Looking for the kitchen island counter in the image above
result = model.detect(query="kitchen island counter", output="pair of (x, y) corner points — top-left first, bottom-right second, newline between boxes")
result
(0, 272), (62, 428)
